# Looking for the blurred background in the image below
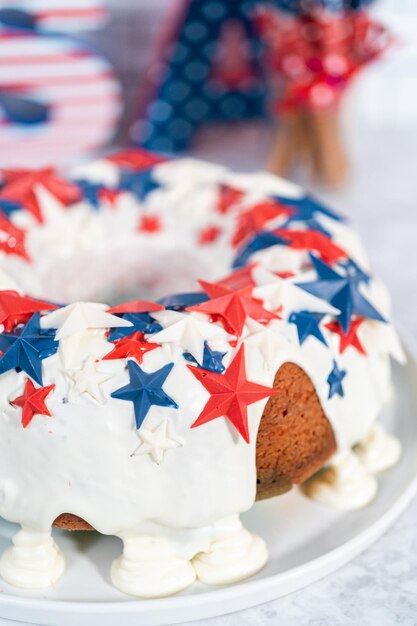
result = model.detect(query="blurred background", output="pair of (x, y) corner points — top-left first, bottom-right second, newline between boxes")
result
(0, 0), (416, 330)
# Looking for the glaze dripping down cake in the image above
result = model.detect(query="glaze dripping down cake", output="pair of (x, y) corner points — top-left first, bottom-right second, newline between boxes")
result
(0, 150), (404, 597)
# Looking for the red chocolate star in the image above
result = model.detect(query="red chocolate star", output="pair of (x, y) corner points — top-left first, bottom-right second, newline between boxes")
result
(232, 200), (294, 247)
(274, 228), (347, 265)
(0, 214), (30, 261)
(216, 184), (245, 214)
(107, 149), (166, 171)
(198, 225), (221, 245)
(0, 291), (58, 332)
(107, 300), (164, 314)
(216, 265), (256, 291)
(188, 344), (278, 443)
(325, 318), (367, 355)
(138, 215), (161, 233)
(188, 279), (279, 336)
(103, 331), (161, 364)
(0, 168), (80, 223)
(11, 379), (55, 428)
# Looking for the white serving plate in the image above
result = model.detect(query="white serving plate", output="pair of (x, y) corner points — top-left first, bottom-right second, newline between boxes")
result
(0, 347), (416, 626)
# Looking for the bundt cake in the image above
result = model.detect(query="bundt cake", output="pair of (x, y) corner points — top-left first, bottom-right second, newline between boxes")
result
(0, 150), (403, 597)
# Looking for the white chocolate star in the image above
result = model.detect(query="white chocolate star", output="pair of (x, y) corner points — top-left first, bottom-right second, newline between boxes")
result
(68, 357), (112, 404)
(251, 244), (305, 275)
(41, 302), (132, 340)
(151, 310), (226, 363)
(252, 266), (339, 316)
(243, 318), (291, 368)
(131, 419), (184, 465)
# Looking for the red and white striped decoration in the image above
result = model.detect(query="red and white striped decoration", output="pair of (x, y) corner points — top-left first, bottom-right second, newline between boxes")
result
(0, 30), (122, 167)
(0, 0), (107, 31)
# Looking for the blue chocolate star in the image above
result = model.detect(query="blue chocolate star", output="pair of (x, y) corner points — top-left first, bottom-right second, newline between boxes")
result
(327, 360), (347, 399)
(296, 255), (385, 333)
(157, 291), (209, 311)
(0, 312), (58, 385)
(108, 312), (163, 341)
(118, 168), (160, 201)
(111, 360), (178, 429)
(183, 341), (226, 373)
(288, 310), (327, 346)
(233, 231), (288, 268)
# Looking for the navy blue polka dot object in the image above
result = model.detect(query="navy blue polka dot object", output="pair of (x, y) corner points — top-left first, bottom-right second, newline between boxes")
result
(132, 0), (377, 154)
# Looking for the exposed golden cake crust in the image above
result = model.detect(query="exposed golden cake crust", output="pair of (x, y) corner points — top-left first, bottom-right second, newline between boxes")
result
(256, 362), (337, 499)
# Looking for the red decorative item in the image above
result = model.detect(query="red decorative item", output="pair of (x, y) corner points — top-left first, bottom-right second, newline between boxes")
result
(107, 149), (167, 171)
(0, 291), (58, 333)
(216, 184), (245, 215)
(107, 300), (164, 314)
(138, 215), (162, 233)
(216, 266), (256, 292)
(325, 317), (367, 355)
(0, 214), (30, 262)
(198, 226), (222, 245)
(232, 200), (294, 247)
(275, 228), (347, 264)
(254, 7), (392, 113)
(188, 279), (279, 337)
(11, 378), (55, 428)
(188, 343), (278, 443)
(0, 168), (81, 223)
(103, 331), (161, 364)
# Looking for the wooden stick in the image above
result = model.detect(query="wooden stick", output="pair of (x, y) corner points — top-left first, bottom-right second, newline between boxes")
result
(306, 107), (349, 188)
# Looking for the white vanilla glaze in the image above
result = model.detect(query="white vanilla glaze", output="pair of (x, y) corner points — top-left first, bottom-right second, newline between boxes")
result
(0, 527), (64, 589)
(302, 450), (378, 510)
(355, 423), (402, 474)
(0, 152), (404, 595)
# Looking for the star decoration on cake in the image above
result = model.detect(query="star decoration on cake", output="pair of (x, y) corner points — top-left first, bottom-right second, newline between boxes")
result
(233, 231), (288, 269)
(288, 311), (327, 346)
(119, 168), (161, 201)
(296, 255), (385, 333)
(183, 341), (226, 373)
(68, 358), (113, 404)
(325, 318), (367, 355)
(0, 291), (58, 332)
(232, 200), (293, 247)
(216, 184), (245, 214)
(0, 167), (80, 223)
(327, 361), (346, 399)
(274, 228), (347, 265)
(11, 378), (55, 428)
(252, 267), (338, 316)
(41, 302), (132, 340)
(243, 319), (290, 368)
(273, 194), (343, 227)
(75, 179), (116, 209)
(157, 292), (209, 311)
(103, 331), (161, 364)
(107, 148), (166, 171)
(108, 313), (162, 341)
(216, 265), (256, 291)
(0, 313), (58, 385)
(111, 360), (178, 429)
(107, 300), (164, 315)
(131, 419), (184, 464)
(151, 310), (226, 363)
(188, 344), (278, 443)
(188, 280), (279, 337)
(0, 213), (30, 261)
